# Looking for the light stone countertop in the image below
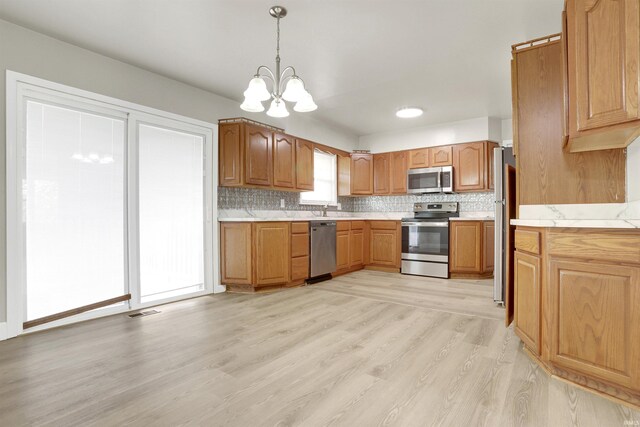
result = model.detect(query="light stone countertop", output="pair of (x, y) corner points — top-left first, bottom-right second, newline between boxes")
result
(217, 217), (402, 222)
(512, 200), (640, 229)
(449, 217), (494, 221)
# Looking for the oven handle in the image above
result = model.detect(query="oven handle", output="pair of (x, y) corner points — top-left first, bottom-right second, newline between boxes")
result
(402, 222), (449, 228)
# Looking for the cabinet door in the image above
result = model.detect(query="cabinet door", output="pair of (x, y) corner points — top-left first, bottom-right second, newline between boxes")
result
(296, 139), (314, 191)
(336, 230), (350, 271)
(408, 148), (430, 169)
(245, 125), (273, 186)
(429, 146), (453, 167)
(449, 221), (482, 273)
(350, 154), (373, 195)
(220, 222), (252, 284)
(514, 251), (541, 354)
(567, 0), (640, 132)
(370, 229), (397, 267)
(253, 222), (290, 285)
(373, 153), (391, 195)
(390, 151), (408, 194)
(219, 123), (243, 186)
(350, 229), (364, 267)
(453, 142), (486, 192)
(338, 155), (351, 196)
(273, 133), (295, 189)
(549, 259), (640, 390)
(482, 222), (495, 273)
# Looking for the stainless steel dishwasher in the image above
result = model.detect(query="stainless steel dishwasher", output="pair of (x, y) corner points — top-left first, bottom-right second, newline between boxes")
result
(309, 220), (336, 283)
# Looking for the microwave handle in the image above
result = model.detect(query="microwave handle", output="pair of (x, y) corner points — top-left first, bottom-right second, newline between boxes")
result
(437, 170), (442, 189)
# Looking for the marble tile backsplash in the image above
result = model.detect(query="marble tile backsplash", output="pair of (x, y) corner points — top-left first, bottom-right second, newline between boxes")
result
(218, 187), (355, 211)
(350, 192), (495, 212)
(218, 187), (494, 213)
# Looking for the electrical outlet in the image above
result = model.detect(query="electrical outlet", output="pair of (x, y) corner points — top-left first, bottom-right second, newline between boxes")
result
(280, 199), (285, 208)
(337, 203), (342, 211)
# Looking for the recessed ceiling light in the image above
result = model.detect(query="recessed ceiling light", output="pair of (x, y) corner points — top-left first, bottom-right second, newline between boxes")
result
(396, 107), (424, 118)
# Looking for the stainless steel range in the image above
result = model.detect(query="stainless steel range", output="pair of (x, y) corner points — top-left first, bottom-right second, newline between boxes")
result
(401, 202), (459, 278)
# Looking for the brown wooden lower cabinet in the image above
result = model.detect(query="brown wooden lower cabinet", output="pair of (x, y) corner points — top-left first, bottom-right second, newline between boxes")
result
(449, 220), (494, 278)
(368, 221), (400, 270)
(335, 221), (367, 275)
(510, 226), (640, 407)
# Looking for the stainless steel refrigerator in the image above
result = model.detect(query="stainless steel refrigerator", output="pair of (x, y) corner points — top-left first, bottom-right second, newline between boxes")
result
(493, 146), (516, 304)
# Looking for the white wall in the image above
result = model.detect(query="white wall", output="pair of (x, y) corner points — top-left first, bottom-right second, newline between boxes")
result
(501, 118), (513, 146)
(0, 19), (359, 323)
(628, 137), (640, 202)
(358, 117), (501, 153)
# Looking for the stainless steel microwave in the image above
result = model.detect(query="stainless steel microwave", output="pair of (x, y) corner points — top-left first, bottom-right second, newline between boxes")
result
(407, 166), (453, 194)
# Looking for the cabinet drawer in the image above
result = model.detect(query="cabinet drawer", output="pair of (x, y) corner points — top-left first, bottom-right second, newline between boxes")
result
(351, 220), (365, 230)
(291, 256), (309, 281)
(515, 229), (541, 255)
(547, 231), (640, 264)
(291, 233), (309, 258)
(369, 221), (397, 230)
(291, 222), (309, 234)
(336, 221), (351, 232)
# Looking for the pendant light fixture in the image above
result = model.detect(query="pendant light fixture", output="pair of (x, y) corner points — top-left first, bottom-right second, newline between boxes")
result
(240, 6), (317, 117)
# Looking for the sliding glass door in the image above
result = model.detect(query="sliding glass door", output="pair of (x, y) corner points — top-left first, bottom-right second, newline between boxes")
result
(138, 124), (205, 303)
(7, 76), (215, 335)
(24, 100), (128, 324)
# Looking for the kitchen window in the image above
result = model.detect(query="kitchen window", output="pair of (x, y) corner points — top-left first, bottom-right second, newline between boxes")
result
(300, 150), (338, 206)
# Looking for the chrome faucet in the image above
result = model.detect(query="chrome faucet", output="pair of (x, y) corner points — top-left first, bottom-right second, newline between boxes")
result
(321, 204), (328, 217)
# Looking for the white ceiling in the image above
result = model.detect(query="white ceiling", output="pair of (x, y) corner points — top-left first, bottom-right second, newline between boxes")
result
(0, 0), (564, 136)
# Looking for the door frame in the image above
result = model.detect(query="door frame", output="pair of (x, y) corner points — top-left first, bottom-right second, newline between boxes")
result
(5, 71), (221, 339)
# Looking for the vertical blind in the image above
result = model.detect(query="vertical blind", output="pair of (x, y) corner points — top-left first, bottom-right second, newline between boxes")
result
(300, 150), (338, 205)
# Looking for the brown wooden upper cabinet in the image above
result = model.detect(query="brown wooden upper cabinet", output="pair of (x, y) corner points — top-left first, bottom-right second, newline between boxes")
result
(351, 153), (374, 195)
(565, 0), (640, 151)
(408, 148), (430, 169)
(338, 155), (351, 196)
(245, 124), (273, 186)
(453, 141), (497, 192)
(295, 139), (314, 191)
(373, 153), (391, 195)
(429, 145), (452, 167)
(218, 120), (315, 192)
(390, 151), (408, 194)
(219, 123), (243, 187)
(273, 133), (295, 188)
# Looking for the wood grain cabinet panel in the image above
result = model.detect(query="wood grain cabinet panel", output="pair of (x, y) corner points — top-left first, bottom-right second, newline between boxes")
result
(512, 38), (626, 203)
(291, 234), (309, 258)
(220, 223), (252, 284)
(453, 142), (486, 192)
(273, 133), (295, 189)
(373, 153), (391, 195)
(245, 125), (273, 186)
(291, 256), (309, 281)
(336, 231), (350, 271)
(338, 155), (351, 196)
(514, 251), (541, 354)
(449, 221), (482, 273)
(295, 139), (314, 191)
(219, 123), (243, 187)
(350, 229), (364, 267)
(370, 229), (398, 267)
(390, 151), (408, 194)
(253, 222), (290, 285)
(515, 229), (541, 255)
(408, 148), (430, 169)
(549, 259), (640, 389)
(429, 146), (453, 167)
(350, 153), (373, 195)
(483, 222), (495, 273)
(567, 0), (640, 134)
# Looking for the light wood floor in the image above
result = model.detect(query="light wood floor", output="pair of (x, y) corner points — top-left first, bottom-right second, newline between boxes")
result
(1, 270), (638, 426)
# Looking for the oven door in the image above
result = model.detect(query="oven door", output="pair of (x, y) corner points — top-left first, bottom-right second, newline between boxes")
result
(407, 167), (442, 194)
(401, 221), (449, 262)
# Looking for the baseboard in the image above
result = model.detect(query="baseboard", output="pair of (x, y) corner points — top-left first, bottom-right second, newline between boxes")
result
(0, 322), (7, 341)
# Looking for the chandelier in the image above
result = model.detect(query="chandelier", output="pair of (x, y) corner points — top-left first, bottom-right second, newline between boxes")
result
(240, 6), (317, 117)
